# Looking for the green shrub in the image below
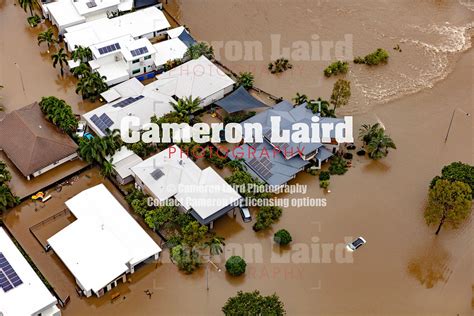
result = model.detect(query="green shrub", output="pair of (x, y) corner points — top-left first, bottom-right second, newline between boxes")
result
(329, 156), (348, 175)
(225, 256), (247, 276)
(324, 61), (349, 77)
(273, 229), (292, 245)
(204, 148), (228, 169)
(253, 206), (282, 231)
(319, 180), (330, 189)
(268, 58), (293, 74)
(354, 48), (389, 65)
(319, 171), (330, 181)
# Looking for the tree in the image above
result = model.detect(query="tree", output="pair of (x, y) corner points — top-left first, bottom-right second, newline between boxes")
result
(0, 185), (19, 213)
(366, 131), (396, 160)
(306, 98), (336, 117)
(236, 72), (254, 89)
(222, 291), (286, 316)
(424, 179), (472, 235)
(430, 162), (474, 193)
(329, 156), (348, 175)
(274, 229), (292, 245)
(181, 221), (208, 248)
(225, 256), (246, 276)
(226, 159), (246, 172)
(71, 62), (91, 78)
(358, 123), (396, 160)
(170, 244), (201, 274)
(76, 72), (108, 101)
(330, 79), (351, 111)
(52, 48), (68, 77)
(39, 96), (78, 134)
(206, 236), (225, 256)
(100, 159), (114, 178)
(268, 58), (293, 74)
(324, 61), (349, 77)
(253, 206), (282, 232)
(0, 161), (12, 184)
(18, 0), (37, 16)
(354, 48), (389, 65)
(144, 205), (179, 231)
(184, 42), (214, 60)
(71, 46), (93, 63)
(292, 92), (308, 105)
(169, 96), (201, 120)
(37, 28), (56, 52)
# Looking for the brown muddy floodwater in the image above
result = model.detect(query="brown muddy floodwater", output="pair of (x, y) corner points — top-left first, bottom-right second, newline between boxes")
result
(0, 3), (97, 114)
(1, 1), (474, 315)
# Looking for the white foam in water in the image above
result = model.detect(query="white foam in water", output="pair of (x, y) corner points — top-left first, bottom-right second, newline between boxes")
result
(353, 21), (473, 110)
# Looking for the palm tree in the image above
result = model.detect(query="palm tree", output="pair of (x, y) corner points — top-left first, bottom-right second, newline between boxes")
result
(37, 28), (56, 53)
(292, 93), (308, 105)
(52, 48), (68, 77)
(18, 0), (37, 16)
(358, 123), (383, 146)
(184, 42), (214, 60)
(76, 72), (108, 101)
(206, 236), (225, 256)
(71, 62), (91, 78)
(71, 46), (93, 62)
(170, 96), (201, 120)
(366, 132), (396, 160)
(100, 159), (115, 178)
(236, 72), (254, 89)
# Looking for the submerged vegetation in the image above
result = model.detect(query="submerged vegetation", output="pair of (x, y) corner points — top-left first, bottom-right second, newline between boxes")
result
(268, 58), (293, 74)
(354, 48), (389, 65)
(222, 291), (286, 315)
(236, 72), (255, 89)
(185, 42), (214, 60)
(324, 61), (349, 77)
(358, 123), (396, 160)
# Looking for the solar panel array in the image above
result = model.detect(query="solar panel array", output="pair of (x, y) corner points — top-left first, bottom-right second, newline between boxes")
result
(0, 252), (23, 292)
(112, 95), (145, 108)
(90, 113), (114, 134)
(98, 43), (121, 55)
(247, 157), (273, 180)
(86, 0), (97, 8)
(130, 47), (149, 57)
(150, 169), (164, 180)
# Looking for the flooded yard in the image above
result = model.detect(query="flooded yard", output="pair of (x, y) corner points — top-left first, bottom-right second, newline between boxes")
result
(0, 1), (472, 315)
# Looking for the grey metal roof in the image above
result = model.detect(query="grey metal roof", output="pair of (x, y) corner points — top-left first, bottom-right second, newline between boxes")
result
(177, 29), (197, 48)
(214, 86), (268, 114)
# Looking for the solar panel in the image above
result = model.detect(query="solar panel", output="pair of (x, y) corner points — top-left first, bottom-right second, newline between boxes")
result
(150, 169), (164, 180)
(247, 157), (273, 180)
(130, 46), (149, 57)
(0, 253), (22, 292)
(90, 114), (114, 135)
(98, 43), (121, 55)
(112, 95), (144, 108)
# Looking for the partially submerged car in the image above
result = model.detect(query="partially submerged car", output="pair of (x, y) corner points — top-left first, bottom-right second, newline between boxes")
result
(75, 121), (86, 138)
(239, 200), (252, 223)
(346, 237), (366, 251)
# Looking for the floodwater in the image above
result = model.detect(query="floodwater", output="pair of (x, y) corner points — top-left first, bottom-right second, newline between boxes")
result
(0, 2), (97, 114)
(1, 1), (473, 315)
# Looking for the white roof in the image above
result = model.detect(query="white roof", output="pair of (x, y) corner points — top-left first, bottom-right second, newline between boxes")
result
(166, 26), (186, 39)
(83, 78), (174, 137)
(64, 7), (170, 50)
(106, 146), (143, 179)
(153, 38), (188, 66)
(0, 228), (58, 316)
(45, 0), (85, 29)
(47, 184), (161, 294)
(131, 145), (241, 222)
(154, 56), (235, 102)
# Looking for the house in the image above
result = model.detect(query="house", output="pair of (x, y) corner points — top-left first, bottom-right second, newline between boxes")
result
(0, 103), (79, 180)
(153, 38), (189, 72)
(229, 100), (344, 186)
(47, 184), (161, 298)
(82, 77), (174, 137)
(106, 146), (143, 185)
(131, 145), (242, 227)
(154, 56), (235, 107)
(63, 7), (170, 51)
(89, 36), (157, 86)
(0, 227), (61, 316)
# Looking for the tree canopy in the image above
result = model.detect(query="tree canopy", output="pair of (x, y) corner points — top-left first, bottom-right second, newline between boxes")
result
(424, 179), (472, 235)
(222, 291), (286, 315)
